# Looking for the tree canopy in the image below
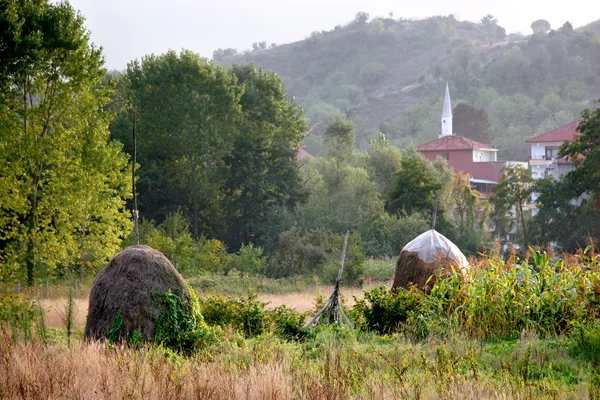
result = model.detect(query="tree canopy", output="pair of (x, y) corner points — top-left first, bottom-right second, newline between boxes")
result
(0, 0), (131, 284)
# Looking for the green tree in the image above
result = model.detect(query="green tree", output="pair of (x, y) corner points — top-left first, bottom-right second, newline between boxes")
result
(531, 19), (551, 34)
(559, 104), (600, 240)
(0, 0), (131, 284)
(452, 103), (491, 143)
(324, 116), (355, 161)
(529, 177), (594, 251)
(387, 147), (441, 216)
(491, 165), (533, 247)
(219, 65), (308, 250)
(111, 50), (243, 238)
(366, 133), (401, 200)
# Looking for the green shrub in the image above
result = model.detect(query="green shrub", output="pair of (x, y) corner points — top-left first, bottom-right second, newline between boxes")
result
(199, 294), (310, 340)
(230, 243), (268, 275)
(352, 287), (423, 334)
(152, 289), (217, 354)
(0, 295), (41, 341)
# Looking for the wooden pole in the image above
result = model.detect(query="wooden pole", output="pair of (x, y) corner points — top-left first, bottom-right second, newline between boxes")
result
(132, 108), (140, 246)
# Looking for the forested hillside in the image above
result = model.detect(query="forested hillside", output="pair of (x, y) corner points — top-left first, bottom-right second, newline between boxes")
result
(214, 14), (600, 161)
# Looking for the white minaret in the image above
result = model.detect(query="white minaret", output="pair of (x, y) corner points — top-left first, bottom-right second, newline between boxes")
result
(440, 83), (452, 138)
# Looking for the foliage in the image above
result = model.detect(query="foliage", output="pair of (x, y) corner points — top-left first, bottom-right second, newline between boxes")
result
(0, 296), (40, 341)
(388, 147), (442, 216)
(269, 227), (366, 285)
(135, 213), (231, 275)
(199, 294), (310, 340)
(529, 177), (595, 251)
(492, 165), (534, 247)
(452, 103), (491, 143)
(230, 243), (268, 276)
(152, 289), (217, 354)
(531, 19), (551, 34)
(352, 286), (423, 334)
(0, 0), (132, 284)
(366, 133), (401, 200)
(560, 104), (600, 240)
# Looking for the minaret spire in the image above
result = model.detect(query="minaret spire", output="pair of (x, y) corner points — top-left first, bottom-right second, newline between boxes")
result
(440, 83), (453, 137)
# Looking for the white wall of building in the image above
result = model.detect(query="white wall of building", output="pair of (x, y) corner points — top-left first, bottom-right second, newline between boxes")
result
(472, 150), (497, 162)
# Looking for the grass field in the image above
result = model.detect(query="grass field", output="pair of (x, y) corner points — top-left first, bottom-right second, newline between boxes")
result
(2, 250), (600, 399)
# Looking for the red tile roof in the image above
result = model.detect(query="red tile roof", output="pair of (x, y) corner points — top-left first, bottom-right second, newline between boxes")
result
(416, 135), (496, 151)
(526, 121), (579, 143)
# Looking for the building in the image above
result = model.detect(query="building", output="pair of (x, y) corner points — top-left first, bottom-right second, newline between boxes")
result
(416, 84), (525, 197)
(526, 121), (579, 181)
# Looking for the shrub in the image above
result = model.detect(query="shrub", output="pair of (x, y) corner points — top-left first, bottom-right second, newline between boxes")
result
(0, 296), (42, 341)
(152, 289), (217, 354)
(230, 243), (268, 275)
(352, 286), (423, 334)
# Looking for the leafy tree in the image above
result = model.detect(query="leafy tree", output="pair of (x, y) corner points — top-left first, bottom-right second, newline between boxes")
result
(491, 165), (533, 247)
(219, 65), (308, 250)
(366, 133), (401, 200)
(529, 177), (594, 251)
(354, 12), (369, 24)
(531, 19), (551, 34)
(559, 104), (600, 240)
(453, 103), (491, 143)
(388, 147), (441, 216)
(0, 0), (131, 284)
(480, 14), (498, 26)
(111, 50), (243, 239)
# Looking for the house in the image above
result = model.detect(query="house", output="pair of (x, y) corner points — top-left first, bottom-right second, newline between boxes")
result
(526, 121), (580, 215)
(416, 84), (526, 198)
(526, 121), (579, 181)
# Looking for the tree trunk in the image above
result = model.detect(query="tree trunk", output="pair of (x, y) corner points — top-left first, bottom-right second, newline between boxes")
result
(519, 201), (528, 249)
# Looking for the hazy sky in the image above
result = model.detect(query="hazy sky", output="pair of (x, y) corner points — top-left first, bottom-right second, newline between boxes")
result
(68, 0), (599, 71)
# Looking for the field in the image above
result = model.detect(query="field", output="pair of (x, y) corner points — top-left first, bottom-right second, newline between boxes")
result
(2, 250), (600, 399)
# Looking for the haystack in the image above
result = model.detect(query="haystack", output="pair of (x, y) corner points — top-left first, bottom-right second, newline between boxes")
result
(392, 229), (469, 293)
(84, 245), (191, 342)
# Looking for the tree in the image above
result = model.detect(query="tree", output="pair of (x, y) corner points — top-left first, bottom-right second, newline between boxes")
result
(388, 147), (441, 216)
(531, 19), (551, 34)
(354, 12), (369, 24)
(453, 103), (491, 143)
(559, 104), (600, 240)
(529, 177), (594, 251)
(491, 165), (533, 247)
(324, 116), (355, 161)
(219, 65), (308, 250)
(0, 0), (132, 285)
(111, 50), (243, 238)
(480, 14), (498, 26)
(366, 133), (401, 200)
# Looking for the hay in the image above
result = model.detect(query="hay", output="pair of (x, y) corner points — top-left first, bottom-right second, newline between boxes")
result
(391, 251), (451, 293)
(84, 245), (191, 342)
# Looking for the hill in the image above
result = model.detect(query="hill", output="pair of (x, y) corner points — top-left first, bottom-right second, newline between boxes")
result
(578, 18), (600, 35)
(214, 14), (600, 160)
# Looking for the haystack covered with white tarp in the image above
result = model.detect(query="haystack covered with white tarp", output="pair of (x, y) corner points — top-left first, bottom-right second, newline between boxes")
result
(391, 229), (469, 292)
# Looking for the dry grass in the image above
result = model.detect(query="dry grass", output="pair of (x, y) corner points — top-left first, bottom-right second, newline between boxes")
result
(0, 326), (588, 400)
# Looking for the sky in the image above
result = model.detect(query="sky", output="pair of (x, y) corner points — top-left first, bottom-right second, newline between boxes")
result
(68, 0), (600, 71)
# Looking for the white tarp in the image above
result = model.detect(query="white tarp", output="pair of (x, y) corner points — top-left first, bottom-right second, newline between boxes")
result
(402, 229), (469, 270)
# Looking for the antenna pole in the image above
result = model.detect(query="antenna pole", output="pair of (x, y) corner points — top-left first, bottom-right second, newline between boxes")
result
(132, 108), (139, 245)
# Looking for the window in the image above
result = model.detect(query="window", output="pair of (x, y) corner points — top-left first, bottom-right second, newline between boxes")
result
(545, 146), (560, 160)
(441, 153), (449, 161)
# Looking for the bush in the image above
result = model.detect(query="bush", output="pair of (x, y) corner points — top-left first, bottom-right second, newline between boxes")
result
(152, 289), (218, 354)
(0, 296), (44, 341)
(230, 243), (268, 275)
(199, 294), (310, 340)
(352, 286), (423, 334)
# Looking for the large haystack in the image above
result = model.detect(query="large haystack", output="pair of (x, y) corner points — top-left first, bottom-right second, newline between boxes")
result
(84, 245), (191, 342)
(392, 230), (469, 293)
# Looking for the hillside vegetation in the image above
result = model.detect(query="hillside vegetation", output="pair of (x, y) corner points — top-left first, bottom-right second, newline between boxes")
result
(215, 15), (600, 160)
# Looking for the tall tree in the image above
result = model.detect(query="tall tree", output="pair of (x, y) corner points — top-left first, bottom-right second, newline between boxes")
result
(219, 65), (308, 250)
(111, 50), (243, 238)
(453, 103), (491, 143)
(0, 0), (131, 284)
(560, 104), (600, 240)
(491, 165), (533, 247)
(387, 147), (442, 216)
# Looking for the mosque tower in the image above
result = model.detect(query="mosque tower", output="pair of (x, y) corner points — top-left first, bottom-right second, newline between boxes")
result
(440, 83), (452, 138)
